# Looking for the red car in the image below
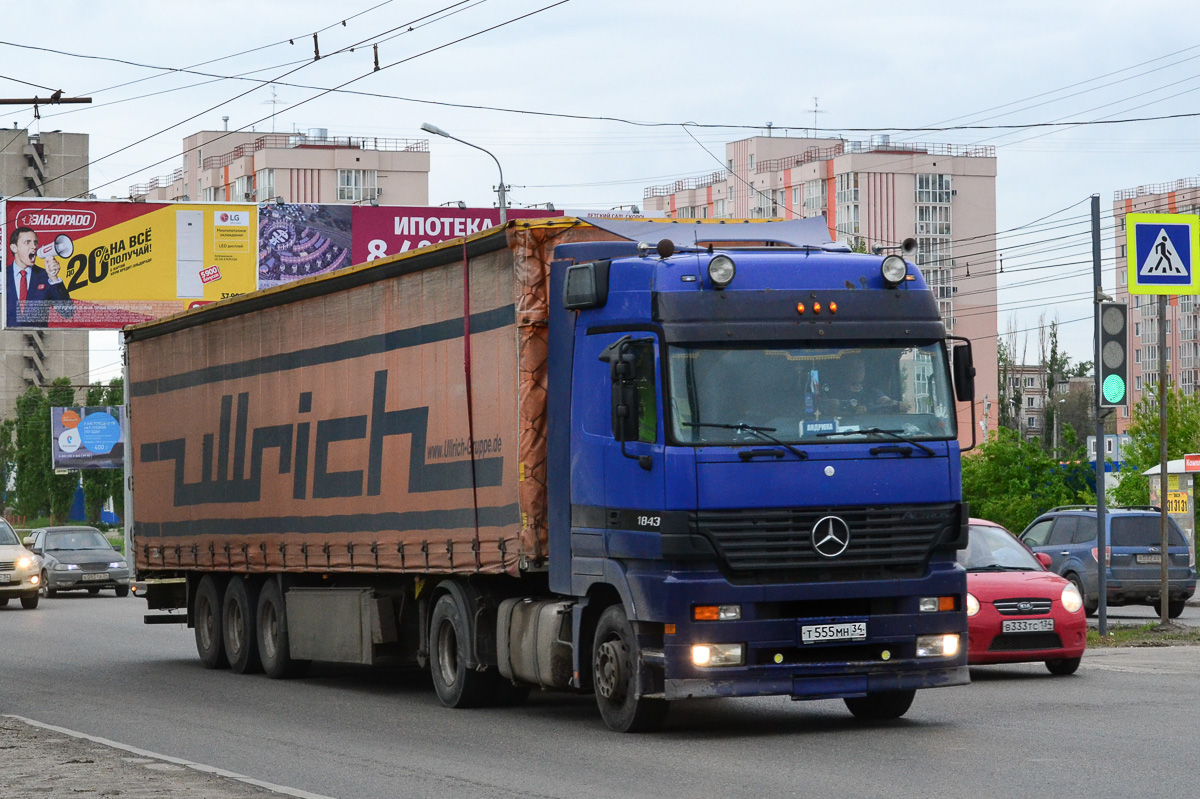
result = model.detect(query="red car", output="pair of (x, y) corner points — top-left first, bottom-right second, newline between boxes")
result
(961, 519), (1087, 675)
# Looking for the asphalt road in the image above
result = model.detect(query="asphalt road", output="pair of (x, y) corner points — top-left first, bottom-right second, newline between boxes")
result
(2, 594), (1198, 799)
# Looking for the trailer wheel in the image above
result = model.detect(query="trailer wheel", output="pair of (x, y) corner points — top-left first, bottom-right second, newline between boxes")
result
(843, 689), (916, 720)
(592, 605), (668, 733)
(429, 593), (491, 708)
(194, 575), (228, 669)
(257, 579), (309, 679)
(223, 577), (263, 674)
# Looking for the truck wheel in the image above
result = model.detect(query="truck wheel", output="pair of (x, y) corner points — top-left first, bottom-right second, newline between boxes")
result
(194, 575), (228, 669)
(223, 577), (263, 675)
(20, 593), (39, 609)
(592, 604), (668, 733)
(844, 690), (916, 720)
(257, 579), (309, 679)
(429, 592), (491, 708)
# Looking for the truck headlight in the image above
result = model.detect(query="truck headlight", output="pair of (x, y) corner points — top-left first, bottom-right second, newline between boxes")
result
(966, 593), (980, 617)
(1061, 584), (1083, 614)
(916, 634), (960, 658)
(692, 643), (745, 667)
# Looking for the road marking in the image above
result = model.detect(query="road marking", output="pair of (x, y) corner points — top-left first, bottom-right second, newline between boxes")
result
(4, 715), (337, 799)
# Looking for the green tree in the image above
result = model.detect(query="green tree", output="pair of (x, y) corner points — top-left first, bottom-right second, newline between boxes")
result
(47, 378), (79, 524)
(962, 427), (1094, 534)
(1110, 387), (1200, 507)
(0, 418), (15, 510)
(14, 385), (50, 518)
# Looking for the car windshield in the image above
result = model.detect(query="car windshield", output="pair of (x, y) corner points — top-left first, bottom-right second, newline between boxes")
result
(0, 521), (18, 546)
(1110, 516), (1187, 548)
(45, 530), (111, 551)
(667, 342), (956, 444)
(959, 524), (1042, 571)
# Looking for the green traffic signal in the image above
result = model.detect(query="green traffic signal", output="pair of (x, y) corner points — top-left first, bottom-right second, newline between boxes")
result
(1103, 374), (1126, 404)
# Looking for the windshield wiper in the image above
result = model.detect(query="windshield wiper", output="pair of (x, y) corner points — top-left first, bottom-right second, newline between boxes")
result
(816, 427), (935, 456)
(683, 422), (808, 460)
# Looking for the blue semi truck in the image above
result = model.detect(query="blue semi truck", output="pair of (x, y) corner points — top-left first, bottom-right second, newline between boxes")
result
(127, 216), (973, 732)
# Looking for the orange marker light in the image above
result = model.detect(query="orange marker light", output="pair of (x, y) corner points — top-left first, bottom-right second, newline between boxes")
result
(664, 624), (676, 635)
(939, 596), (956, 611)
(796, 302), (805, 315)
(693, 606), (720, 621)
(813, 301), (821, 314)
(829, 301), (838, 314)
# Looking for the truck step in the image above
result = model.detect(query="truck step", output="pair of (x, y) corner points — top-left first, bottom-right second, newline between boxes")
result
(144, 614), (187, 625)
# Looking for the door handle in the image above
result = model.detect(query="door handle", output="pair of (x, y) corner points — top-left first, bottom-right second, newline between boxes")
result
(1059, 551), (1070, 556)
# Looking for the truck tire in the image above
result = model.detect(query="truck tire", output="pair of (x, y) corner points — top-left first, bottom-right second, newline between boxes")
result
(0, 597), (8, 606)
(843, 689), (916, 720)
(20, 593), (39, 609)
(429, 592), (492, 708)
(592, 604), (668, 733)
(223, 576), (263, 674)
(194, 575), (228, 669)
(257, 579), (309, 679)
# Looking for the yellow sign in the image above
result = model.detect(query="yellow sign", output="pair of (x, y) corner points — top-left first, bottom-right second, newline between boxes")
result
(1167, 491), (1189, 515)
(4, 200), (258, 329)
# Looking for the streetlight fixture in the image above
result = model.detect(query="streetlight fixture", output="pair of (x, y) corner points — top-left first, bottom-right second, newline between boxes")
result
(421, 122), (507, 224)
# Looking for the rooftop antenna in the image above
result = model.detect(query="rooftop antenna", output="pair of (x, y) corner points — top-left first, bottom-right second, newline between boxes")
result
(261, 85), (284, 133)
(810, 97), (828, 138)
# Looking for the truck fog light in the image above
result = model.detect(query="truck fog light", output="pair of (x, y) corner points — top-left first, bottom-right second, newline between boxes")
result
(707, 255), (736, 289)
(691, 643), (745, 667)
(881, 255), (907, 286)
(916, 634), (960, 658)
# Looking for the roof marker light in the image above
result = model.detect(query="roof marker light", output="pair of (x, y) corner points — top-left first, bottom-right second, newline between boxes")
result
(796, 302), (805, 315)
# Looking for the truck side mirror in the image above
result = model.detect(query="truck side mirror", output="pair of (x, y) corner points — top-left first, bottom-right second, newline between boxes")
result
(952, 342), (975, 403)
(599, 336), (653, 471)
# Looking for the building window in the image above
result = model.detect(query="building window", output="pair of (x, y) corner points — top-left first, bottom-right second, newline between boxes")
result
(1027, 416), (1038, 429)
(1106, 438), (1115, 454)
(257, 168), (275, 202)
(337, 169), (377, 202)
(835, 173), (860, 237)
(1027, 396), (1036, 408)
(916, 204), (952, 236)
(715, 199), (726, 217)
(748, 154), (754, 170)
(202, 186), (218, 202)
(1025, 376), (1035, 388)
(234, 174), (254, 201)
(792, 187), (800, 206)
(916, 174), (952, 203)
(728, 159), (733, 170)
(803, 179), (826, 217)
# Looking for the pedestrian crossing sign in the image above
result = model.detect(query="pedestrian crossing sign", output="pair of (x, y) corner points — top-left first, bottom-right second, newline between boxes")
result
(1127, 213), (1200, 295)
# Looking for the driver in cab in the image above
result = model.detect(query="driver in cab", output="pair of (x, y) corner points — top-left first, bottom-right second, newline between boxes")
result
(822, 354), (904, 415)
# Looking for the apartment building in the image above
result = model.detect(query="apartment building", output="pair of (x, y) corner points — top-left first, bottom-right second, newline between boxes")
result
(1111, 178), (1200, 432)
(643, 134), (1000, 434)
(0, 128), (91, 417)
(131, 128), (430, 205)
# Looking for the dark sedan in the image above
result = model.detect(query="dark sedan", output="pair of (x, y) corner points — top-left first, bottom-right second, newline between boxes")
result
(23, 527), (131, 597)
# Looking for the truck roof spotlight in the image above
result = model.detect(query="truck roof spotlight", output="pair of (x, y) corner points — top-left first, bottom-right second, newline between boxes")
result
(708, 255), (736, 289)
(881, 255), (907, 287)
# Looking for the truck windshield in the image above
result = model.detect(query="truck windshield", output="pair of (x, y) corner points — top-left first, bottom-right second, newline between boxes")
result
(667, 342), (956, 444)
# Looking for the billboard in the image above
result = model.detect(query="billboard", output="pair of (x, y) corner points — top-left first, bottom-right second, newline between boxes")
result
(3, 199), (258, 329)
(51, 406), (126, 470)
(350, 206), (559, 265)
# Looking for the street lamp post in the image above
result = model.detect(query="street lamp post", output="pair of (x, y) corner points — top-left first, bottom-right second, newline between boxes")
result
(1052, 396), (1066, 453)
(421, 123), (507, 224)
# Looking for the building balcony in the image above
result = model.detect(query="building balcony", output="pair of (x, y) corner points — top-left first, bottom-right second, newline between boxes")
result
(644, 170), (727, 199)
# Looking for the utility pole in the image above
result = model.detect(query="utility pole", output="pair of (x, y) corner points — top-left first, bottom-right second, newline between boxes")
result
(1092, 194), (1109, 637)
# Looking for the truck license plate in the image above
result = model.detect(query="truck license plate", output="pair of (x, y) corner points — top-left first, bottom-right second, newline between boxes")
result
(81, 573), (109, 581)
(801, 622), (867, 644)
(1001, 618), (1054, 633)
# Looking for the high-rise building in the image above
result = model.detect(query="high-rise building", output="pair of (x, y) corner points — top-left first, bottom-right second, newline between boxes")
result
(0, 129), (91, 417)
(131, 129), (430, 205)
(1111, 178), (1200, 432)
(643, 135), (999, 436)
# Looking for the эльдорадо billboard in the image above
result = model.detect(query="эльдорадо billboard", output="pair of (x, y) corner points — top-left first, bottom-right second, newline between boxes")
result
(51, 406), (126, 470)
(4, 199), (258, 330)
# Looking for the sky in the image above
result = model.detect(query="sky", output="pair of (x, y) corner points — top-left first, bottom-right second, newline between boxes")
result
(3, 0), (1199, 383)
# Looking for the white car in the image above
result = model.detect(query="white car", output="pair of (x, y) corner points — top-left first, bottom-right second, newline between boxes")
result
(0, 518), (41, 609)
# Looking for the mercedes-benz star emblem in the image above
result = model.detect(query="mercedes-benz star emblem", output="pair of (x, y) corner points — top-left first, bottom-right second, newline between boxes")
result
(812, 516), (851, 558)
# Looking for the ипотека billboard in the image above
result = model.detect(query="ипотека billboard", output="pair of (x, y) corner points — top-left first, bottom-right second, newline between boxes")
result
(258, 205), (561, 289)
(52, 406), (126, 470)
(3, 199), (258, 329)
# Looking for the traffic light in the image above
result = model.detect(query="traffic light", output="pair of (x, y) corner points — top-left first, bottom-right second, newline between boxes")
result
(1099, 302), (1129, 407)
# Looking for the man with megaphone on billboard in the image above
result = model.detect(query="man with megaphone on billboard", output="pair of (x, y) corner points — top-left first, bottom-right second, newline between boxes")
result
(6, 226), (74, 328)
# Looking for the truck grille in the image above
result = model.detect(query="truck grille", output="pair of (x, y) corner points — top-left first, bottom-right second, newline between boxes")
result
(993, 598), (1052, 616)
(690, 503), (960, 580)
